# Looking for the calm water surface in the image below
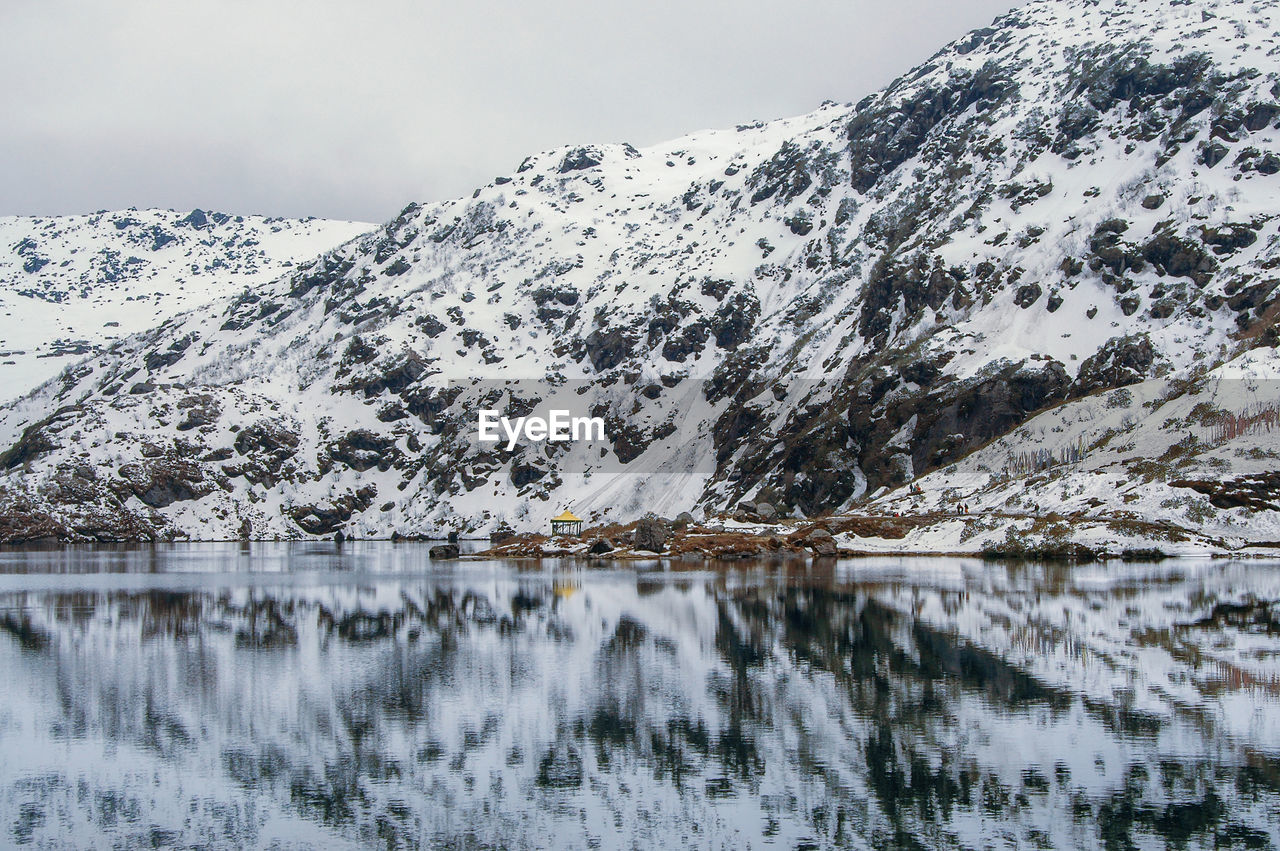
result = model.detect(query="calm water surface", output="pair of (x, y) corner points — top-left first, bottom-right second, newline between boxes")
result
(0, 543), (1277, 849)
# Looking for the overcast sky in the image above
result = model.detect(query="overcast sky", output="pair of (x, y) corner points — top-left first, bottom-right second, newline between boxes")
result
(2, 0), (1024, 224)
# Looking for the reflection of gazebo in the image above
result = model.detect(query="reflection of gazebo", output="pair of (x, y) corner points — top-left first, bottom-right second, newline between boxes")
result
(550, 510), (583, 537)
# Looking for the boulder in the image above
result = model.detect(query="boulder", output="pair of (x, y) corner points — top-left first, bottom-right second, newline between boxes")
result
(429, 544), (460, 559)
(803, 527), (837, 556)
(756, 502), (777, 522)
(634, 516), (670, 553)
(811, 537), (838, 556)
(587, 538), (615, 555)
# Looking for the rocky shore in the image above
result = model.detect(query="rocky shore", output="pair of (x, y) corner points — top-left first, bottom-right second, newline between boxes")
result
(471, 502), (1251, 562)
(476, 511), (836, 561)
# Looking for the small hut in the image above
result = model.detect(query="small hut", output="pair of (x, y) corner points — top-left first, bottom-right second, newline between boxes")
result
(550, 510), (583, 537)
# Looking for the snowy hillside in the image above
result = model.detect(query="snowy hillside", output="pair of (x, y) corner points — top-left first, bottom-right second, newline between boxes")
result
(2, 0), (1280, 543)
(0, 210), (373, 400)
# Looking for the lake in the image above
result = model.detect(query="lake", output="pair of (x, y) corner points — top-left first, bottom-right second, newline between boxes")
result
(0, 543), (1277, 849)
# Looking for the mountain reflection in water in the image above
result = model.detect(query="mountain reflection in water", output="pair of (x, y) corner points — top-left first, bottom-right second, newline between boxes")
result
(0, 545), (1277, 849)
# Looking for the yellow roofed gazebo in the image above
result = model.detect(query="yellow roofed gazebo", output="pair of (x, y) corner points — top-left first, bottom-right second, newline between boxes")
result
(550, 510), (583, 537)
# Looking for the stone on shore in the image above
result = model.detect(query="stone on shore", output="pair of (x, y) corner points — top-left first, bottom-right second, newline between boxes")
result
(634, 516), (670, 553)
(803, 527), (836, 556)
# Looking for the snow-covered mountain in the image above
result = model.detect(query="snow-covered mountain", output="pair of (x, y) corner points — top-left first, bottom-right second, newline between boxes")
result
(0, 209), (373, 401)
(3, 0), (1280, 543)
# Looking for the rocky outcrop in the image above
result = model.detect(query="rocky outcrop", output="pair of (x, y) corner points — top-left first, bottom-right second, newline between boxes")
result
(1170, 473), (1280, 511)
(326, 430), (399, 473)
(1073, 335), (1156, 396)
(288, 486), (378, 535)
(113, 458), (215, 508)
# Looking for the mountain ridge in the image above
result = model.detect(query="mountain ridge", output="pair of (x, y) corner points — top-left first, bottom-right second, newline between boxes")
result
(0, 208), (374, 401)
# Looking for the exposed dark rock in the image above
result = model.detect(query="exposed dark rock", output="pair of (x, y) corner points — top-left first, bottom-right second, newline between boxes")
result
(327, 429), (399, 473)
(1073, 334), (1154, 395)
(429, 543), (460, 559)
(634, 516), (669, 552)
(1171, 473), (1280, 511)
(587, 538), (615, 554)
(0, 410), (73, 470)
(1245, 102), (1280, 132)
(176, 393), (220, 431)
(583, 327), (636, 372)
(801, 527), (837, 556)
(531, 286), (580, 307)
(748, 141), (815, 204)
(848, 61), (1017, 192)
(1201, 223), (1259, 255)
(180, 209), (210, 229)
(1226, 280), (1277, 315)
(1014, 283), (1042, 308)
(558, 147), (603, 173)
(1199, 141), (1229, 167)
(700, 278), (733, 299)
(415, 315), (448, 338)
(511, 463), (548, 487)
(288, 486), (377, 535)
(661, 321), (709, 363)
(785, 214), (814, 236)
(335, 350), (428, 398)
(859, 256), (958, 342)
(885, 453), (915, 485)
(732, 355), (1071, 511)
(377, 402), (408, 422)
(711, 293), (761, 350)
(402, 385), (463, 430)
(145, 333), (197, 372)
(114, 458), (214, 508)
(1142, 233), (1217, 283)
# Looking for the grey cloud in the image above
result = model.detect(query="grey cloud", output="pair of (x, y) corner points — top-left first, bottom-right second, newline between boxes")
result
(1, 0), (1024, 223)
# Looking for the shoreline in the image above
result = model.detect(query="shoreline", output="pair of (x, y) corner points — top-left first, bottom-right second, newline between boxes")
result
(4, 511), (1279, 563)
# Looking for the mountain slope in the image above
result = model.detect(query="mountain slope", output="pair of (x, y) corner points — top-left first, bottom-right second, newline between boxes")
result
(3, 0), (1280, 543)
(0, 209), (373, 401)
